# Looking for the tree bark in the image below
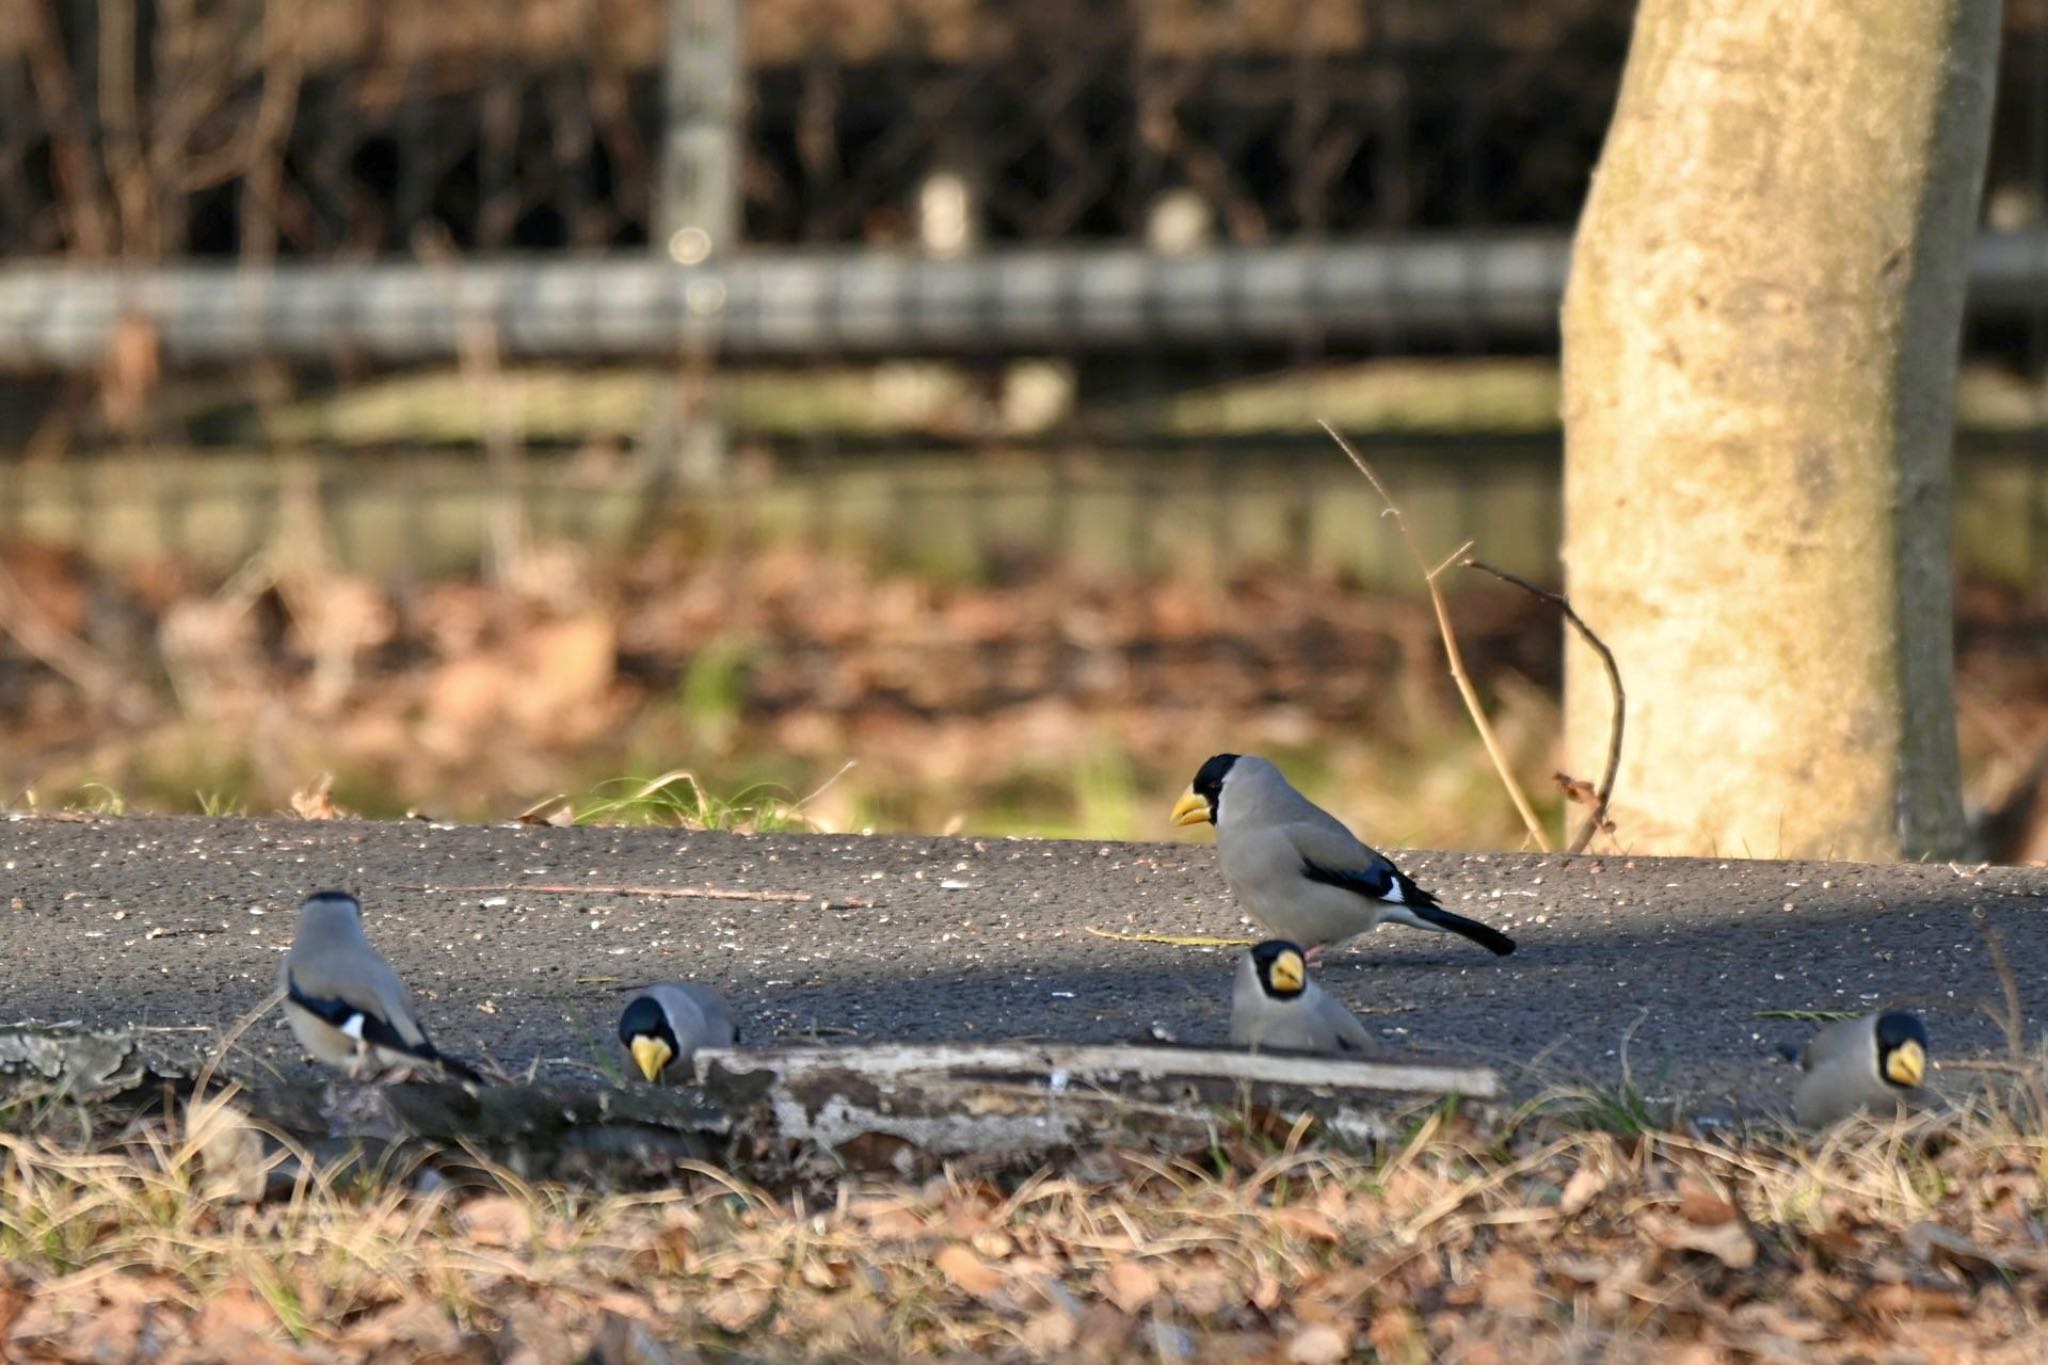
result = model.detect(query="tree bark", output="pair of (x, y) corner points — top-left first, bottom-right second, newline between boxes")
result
(1562, 0), (2000, 860)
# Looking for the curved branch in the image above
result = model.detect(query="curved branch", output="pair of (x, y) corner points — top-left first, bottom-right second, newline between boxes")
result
(1461, 559), (1624, 854)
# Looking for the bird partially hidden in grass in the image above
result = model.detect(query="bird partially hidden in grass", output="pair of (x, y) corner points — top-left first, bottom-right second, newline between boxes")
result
(281, 890), (485, 1084)
(618, 982), (737, 1083)
(1790, 1009), (1929, 1129)
(1172, 753), (1516, 963)
(1229, 939), (1373, 1055)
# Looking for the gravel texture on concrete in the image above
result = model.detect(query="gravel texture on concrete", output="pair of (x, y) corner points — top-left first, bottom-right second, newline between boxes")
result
(3, 814), (2040, 1117)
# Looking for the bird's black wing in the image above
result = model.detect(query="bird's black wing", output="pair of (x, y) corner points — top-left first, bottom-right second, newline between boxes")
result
(1299, 855), (1438, 908)
(286, 973), (486, 1084)
(1300, 858), (1515, 956)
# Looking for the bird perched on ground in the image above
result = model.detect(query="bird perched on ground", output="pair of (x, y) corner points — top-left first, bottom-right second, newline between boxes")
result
(1229, 939), (1373, 1055)
(1792, 1010), (1929, 1129)
(1171, 754), (1516, 960)
(279, 890), (484, 1084)
(618, 982), (737, 1083)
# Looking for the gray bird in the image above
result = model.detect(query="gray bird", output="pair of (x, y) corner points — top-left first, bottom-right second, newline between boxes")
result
(1172, 754), (1515, 960)
(618, 982), (737, 1084)
(1230, 940), (1374, 1055)
(1792, 1010), (1928, 1128)
(279, 890), (483, 1084)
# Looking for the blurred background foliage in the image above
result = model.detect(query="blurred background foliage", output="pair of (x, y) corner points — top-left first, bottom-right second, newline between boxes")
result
(5, 0), (2048, 851)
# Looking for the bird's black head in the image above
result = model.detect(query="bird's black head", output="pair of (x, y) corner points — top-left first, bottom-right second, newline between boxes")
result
(1172, 754), (1240, 828)
(303, 889), (361, 917)
(1874, 1010), (1929, 1089)
(1250, 939), (1307, 999)
(619, 994), (681, 1082)
(1193, 754), (1239, 807)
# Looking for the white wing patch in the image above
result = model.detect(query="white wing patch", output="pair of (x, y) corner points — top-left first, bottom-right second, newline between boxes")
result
(339, 1013), (367, 1041)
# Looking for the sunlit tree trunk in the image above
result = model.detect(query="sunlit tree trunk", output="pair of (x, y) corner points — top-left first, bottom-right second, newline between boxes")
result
(1561, 0), (2000, 860)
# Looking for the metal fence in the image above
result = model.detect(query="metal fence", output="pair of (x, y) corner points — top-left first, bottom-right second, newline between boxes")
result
(3, 0), (2048, 590)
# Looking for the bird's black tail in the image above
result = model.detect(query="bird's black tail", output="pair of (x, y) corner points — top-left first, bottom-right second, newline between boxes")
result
(1383, 903), (1516, 956)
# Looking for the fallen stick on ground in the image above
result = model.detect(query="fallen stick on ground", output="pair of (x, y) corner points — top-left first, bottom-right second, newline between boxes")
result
(1084, 927), (1260, 947)
(396, 882), (877, 908)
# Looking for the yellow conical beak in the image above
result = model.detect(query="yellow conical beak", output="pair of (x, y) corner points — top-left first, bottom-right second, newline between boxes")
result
(1885, 1038), (1926, 1088)
(1171, 789), (1212, 827)
(1270, 950), (1305, 993)
(630, 1034), (675, 1084)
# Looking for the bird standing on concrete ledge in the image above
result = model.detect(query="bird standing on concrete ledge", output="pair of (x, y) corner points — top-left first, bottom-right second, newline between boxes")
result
(1172, 753), (1516, 961)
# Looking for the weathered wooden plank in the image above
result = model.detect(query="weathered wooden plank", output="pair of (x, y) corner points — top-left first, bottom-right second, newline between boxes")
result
(696, 1042), (1499, 1173)
(701, 1041), (1498, 1097)
(0, 1027), (1498, 1181)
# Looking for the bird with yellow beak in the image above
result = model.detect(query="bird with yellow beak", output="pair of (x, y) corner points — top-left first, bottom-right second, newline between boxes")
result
(1173, 753), (1516, 961)
(1792, 1009), (1929, 1128)
(617, 982), (737, 1084)
(1229, 939), (1374, 1054)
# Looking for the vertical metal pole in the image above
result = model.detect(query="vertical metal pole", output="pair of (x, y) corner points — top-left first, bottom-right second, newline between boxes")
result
(657, 0), (741, 261)
(652, 0), (740, 491)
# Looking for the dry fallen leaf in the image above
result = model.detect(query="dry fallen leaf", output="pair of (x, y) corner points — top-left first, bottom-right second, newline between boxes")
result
(341, 1300), (463, 1353)
(702, 1284), (773, 1333)
(1864, 1281), (1971, 1318)
(1641, 1211), (1757, 1269)
(1287, 1322), (1352, 1364)
(460, 1194), (534, 1248)
(934, 1244), (1006, 1301)
(1103, 1259), (1160, 1314)
(1559, 1162), (1607, 1216)
(516, 796), (576, 827)
(1663, 1347), (1722, 1365)
(1477, 1247), (1542, 1315)
(1677, 1177), (1739, 1227)
(800, 1257), (846, 1291)
(848, 1197), (926, 1241)
(1021, 1307), (1079, 1354)
(1367, 1308), (1429, 1365)
(290, 771), (348, 820)
(1554, 771), (1598, 805)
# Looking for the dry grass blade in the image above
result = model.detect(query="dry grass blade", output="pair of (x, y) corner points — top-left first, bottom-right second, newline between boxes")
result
(1319, 420), (1549, 851)
(1461, 558), (1624, 854)
(1969, 908), (2047, 1121)
(395, 882), (875, 907)
(1083, 928), (1260, 947)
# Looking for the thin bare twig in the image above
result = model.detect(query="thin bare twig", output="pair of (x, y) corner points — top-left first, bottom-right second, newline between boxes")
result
(1971, 908), (2029, 1063)
(0, 559), (141, 718)
(397, 883), (876, 908)
(1462, 559), (1625, 855)
(1970, 908), (2047, 1122)
(1320, 421), (1549, 851)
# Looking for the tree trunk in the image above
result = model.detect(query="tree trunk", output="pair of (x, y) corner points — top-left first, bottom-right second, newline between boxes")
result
(1561, 0), (1999, 860)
